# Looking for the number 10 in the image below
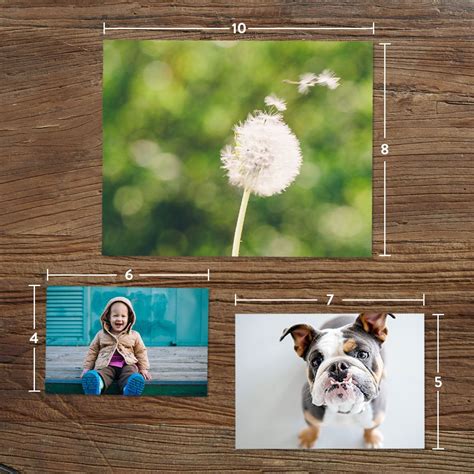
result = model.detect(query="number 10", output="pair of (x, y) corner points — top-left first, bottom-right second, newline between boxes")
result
(232, 23), (247, 34)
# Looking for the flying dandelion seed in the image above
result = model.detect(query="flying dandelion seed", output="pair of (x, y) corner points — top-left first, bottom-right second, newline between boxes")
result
(297, 72), (318, 94)
(264, 94), (287, 111)
(316, 69), (340, 90)
(221, 111), (302, 256)
(284, 69), (340, 94)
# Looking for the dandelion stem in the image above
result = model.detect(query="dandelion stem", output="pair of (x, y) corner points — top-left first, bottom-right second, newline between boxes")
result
(232, 188), (251, 257)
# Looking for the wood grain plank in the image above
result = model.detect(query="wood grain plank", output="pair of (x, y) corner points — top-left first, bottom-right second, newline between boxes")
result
(0, 423), (473, 472)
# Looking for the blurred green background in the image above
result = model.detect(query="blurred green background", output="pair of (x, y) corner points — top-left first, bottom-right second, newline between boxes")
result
(103, 40), (372, 257)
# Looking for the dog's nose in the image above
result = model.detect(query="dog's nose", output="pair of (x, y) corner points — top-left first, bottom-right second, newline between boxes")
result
(329, 361), (350, 382)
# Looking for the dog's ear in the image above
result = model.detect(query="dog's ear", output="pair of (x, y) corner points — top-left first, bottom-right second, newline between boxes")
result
(354, 313), (395, 343)
(280, 324), (317, 358)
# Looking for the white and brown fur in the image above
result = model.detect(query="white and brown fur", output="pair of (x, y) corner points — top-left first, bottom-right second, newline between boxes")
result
(280, 313), (394, 449)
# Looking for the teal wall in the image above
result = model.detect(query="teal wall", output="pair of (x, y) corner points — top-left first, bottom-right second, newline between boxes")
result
(46, 286), (208, 347)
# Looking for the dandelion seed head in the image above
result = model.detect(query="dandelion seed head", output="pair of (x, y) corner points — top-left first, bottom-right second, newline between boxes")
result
(264, 94), (287, 111)
(221, 111), (302, 197)
(221, 144), (234, 162)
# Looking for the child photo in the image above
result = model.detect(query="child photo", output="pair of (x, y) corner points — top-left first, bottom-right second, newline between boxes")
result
(45, 286), (208, 396)
(103, 40), (372, 257)
(235, 313), (424, 449)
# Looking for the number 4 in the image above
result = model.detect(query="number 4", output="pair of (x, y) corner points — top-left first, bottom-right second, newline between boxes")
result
(29, 333), (38, 344)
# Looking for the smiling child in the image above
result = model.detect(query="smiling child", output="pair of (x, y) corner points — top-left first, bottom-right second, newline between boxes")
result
(81, 296), (151, 396)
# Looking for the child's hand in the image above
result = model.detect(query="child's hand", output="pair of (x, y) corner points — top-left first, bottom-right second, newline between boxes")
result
(81, 369), (89, 377)
(140, 369), (152, 381)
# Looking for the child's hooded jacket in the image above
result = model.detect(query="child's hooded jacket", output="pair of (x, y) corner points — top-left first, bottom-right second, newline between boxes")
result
(83, 296), (150, 371)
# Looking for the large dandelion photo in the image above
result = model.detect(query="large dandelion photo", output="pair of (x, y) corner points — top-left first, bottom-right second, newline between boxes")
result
(103, 41), (372, 257)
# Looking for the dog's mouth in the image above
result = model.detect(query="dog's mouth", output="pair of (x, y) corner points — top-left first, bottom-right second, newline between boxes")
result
(311, 372), (370, 409)
(325, 375), (361, 399)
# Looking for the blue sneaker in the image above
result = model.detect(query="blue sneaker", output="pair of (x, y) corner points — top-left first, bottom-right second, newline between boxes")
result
(82, 370), (102, 395)
(123, 373), (145, 396)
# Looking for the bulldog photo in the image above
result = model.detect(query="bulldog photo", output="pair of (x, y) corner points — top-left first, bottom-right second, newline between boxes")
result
(280, 313), (394, 449)
(235, 313), (424, 450)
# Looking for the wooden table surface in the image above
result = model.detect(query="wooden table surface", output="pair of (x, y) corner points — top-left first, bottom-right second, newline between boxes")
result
(1, 1), (473, 472)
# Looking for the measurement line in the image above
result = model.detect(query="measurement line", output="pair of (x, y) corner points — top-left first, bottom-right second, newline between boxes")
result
(235, 295), (318, 306)
(248, 25), (375, 33)
(379, 43), (391, 139)
(432, 391), (444, 450)
(28, 347), (40, 393)
(342, 295), (425, 305)
(139, 269), (210, 281)
(433, 313), (444, 373)
(437, 314), (440, 373)
(46, 269), (118, 281)
(28, 284), (40, 330)
(103, 22), (230, 34)
(379, 160), (391, 257)
(432, 313), (444, 450)
(384, 160), (387, 255)
(102, 22), (376, 35)
(28, 285), (41, 392)
(106, 27), (231, 31)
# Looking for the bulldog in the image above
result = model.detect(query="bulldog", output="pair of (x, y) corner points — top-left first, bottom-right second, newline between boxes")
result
(280, 313), (395, 448)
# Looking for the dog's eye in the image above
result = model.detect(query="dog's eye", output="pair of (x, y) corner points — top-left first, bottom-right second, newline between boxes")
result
(312, 354), (324, 366)
(356, 350), (369, 360)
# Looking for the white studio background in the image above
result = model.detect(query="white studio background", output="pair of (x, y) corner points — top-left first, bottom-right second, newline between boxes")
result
(235, 313), (424, 449)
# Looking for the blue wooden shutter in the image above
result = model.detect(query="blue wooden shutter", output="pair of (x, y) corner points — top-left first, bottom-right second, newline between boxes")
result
(46, 286), (86, 345)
